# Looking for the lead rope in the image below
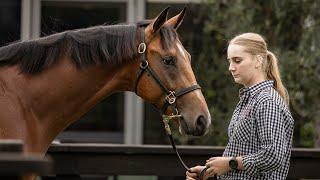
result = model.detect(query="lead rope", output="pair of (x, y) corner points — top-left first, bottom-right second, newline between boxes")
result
(162, 115), (216, 180)
(162, 114), (190, 171)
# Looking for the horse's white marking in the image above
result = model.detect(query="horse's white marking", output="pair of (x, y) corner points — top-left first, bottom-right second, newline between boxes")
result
(176, 42), (187, 59)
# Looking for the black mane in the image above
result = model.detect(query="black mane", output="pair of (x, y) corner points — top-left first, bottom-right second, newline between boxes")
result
(0, 22), (178, 74)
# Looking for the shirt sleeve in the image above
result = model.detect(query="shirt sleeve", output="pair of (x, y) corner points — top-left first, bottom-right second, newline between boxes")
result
(242, 99), (287, 176)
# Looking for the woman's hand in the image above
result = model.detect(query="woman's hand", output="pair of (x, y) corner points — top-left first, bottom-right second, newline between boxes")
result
(205, 157), (232, 176)
(185, 165), (212, 180)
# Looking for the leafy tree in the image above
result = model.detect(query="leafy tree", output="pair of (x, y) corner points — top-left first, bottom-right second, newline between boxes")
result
(175, 0), (319, 147)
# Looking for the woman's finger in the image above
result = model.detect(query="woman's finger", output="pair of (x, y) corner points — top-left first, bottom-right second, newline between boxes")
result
(207, 167), (216, 176)
(205, 161), (214, 168)
(198, 166), (209, 180)
(186, 171), (198, 178)
(206, 157), (216, 162)
(186, 176), (196, 180)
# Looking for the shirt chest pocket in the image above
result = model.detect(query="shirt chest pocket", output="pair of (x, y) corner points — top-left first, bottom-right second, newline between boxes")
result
(232, 116), (254, 142)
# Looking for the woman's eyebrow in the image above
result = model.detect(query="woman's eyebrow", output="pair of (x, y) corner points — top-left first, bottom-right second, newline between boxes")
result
(227, 56), (241, 61)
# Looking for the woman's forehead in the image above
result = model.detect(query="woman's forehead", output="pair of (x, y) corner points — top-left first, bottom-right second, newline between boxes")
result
(227, 44), (249, 59)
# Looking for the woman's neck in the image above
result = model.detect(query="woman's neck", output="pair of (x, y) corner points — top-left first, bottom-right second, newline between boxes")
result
(244, 73), (266, 88)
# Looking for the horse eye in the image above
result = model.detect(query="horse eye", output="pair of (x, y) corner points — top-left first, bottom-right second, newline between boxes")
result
(162, 56), (175, 65)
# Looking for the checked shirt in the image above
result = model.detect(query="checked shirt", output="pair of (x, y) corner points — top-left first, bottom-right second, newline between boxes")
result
(219, 80), (294, 180)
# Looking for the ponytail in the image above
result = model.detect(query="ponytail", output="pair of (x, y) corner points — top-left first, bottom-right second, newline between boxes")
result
(266, 51), (289, 105)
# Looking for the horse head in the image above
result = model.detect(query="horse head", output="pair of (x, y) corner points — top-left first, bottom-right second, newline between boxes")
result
(134, 7), (211, 136)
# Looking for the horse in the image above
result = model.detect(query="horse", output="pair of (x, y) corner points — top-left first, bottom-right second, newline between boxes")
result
(0, 6), (211, 159)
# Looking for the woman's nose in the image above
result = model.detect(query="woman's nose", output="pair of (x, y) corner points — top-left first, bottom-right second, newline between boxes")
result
(229, 63), (235, 71)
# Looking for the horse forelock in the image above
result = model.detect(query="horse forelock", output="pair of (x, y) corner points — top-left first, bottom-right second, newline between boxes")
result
(159, 26), (178, 50)
(0, 24), (138, 74)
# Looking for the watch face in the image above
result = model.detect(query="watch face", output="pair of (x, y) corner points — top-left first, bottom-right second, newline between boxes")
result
(229, 159), (238, 169)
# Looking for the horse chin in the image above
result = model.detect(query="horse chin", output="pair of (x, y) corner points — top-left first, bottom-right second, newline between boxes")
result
(178, 124), (186, 135)
(178, 117), (190, 135)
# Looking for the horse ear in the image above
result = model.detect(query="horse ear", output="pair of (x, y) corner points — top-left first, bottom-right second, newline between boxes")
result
(151, 6), (170, 33)
(165, 7), (186, 29)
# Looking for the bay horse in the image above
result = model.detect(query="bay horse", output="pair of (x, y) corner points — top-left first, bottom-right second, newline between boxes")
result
(0, 6), (211, 159)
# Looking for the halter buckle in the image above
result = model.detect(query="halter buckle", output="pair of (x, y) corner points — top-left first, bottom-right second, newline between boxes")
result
(138, 43), (146, 54)
(140, 60), (148, 69)
(166, 91), (176, 104)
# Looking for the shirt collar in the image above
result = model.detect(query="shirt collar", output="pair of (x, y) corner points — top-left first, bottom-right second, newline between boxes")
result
(239, 80), (274, 99)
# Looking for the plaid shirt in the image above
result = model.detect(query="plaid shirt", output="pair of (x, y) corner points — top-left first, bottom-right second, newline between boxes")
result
(220, 80), (294, 180)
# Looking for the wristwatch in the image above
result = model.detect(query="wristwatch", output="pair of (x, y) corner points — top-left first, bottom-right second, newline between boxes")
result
(229, 157), (238, 170)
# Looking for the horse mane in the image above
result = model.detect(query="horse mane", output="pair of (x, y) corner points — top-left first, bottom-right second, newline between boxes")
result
(0, 22), (178, 74)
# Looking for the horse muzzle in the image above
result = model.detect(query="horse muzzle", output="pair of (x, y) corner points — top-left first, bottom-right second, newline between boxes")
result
(178, 113), (211, 136)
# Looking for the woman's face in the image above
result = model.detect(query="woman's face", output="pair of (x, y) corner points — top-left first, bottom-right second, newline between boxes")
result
(227, 44), (262, 87)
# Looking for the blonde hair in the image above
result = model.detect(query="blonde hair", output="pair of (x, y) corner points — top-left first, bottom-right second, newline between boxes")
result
(229, 33), (289, 105)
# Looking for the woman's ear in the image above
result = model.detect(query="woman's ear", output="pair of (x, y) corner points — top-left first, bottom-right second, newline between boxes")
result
(255, 55), (263, 68)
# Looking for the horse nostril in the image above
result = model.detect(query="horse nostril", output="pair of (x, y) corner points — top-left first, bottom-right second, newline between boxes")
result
(195, 115), (207, 136)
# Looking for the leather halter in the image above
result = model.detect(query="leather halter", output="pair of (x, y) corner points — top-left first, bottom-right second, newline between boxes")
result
(134, 24), (215, 180)
(133, 24), (194, 172)
(134, 25), (201, 116)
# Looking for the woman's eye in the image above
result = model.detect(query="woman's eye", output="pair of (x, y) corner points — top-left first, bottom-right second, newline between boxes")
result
(162, 56), (175, 65)
(235, 58), (242, 63)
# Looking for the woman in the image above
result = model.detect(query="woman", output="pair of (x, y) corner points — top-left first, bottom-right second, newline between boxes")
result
(186, 33), (294, 180)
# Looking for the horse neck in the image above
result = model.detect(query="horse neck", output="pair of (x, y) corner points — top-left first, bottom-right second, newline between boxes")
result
(0, 56), (138, 153)
(35, 56), (137, 124)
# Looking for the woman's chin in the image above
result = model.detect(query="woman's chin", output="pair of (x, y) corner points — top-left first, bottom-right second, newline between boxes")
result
(234, 79), (244, 85)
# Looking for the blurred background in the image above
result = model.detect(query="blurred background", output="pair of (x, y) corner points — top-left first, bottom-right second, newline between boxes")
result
(1, 0), (319, 149)
(0, 0), (319, 179)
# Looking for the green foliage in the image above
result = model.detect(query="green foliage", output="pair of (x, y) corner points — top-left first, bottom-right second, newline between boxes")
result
(300, 122), (316, 147)
(178, 0), (319, 147)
